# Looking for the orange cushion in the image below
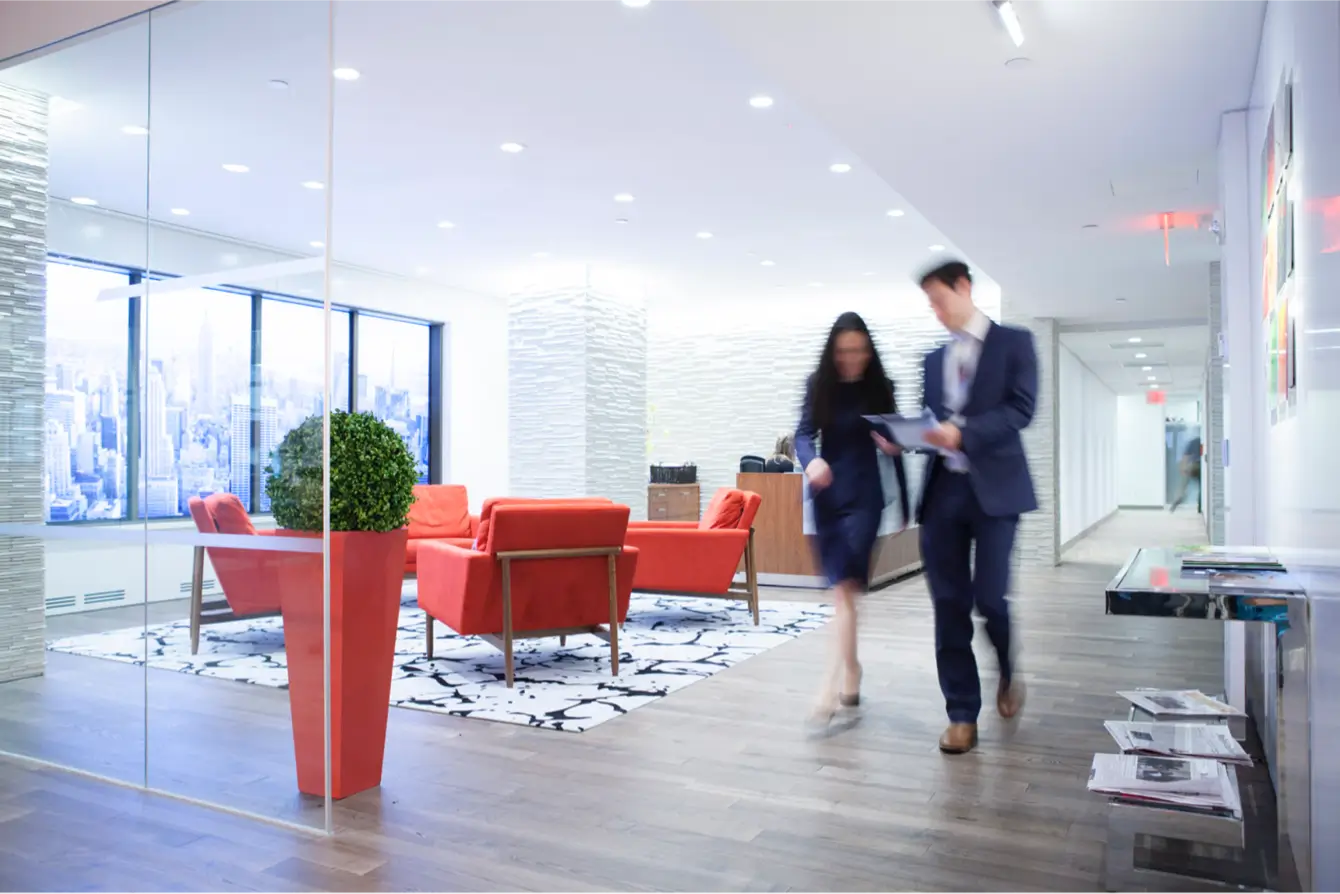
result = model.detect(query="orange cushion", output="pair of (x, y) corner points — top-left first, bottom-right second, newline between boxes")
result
(701, 489), (745, 530)
(474, 496), (613, 553)
(206, 492), (256, 535)
(407, 485), (471, 539)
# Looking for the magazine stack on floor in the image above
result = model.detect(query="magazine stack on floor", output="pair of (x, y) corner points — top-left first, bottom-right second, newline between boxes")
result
(1087, 753), (1243, 819)
(1103, 720), (1252, 766)
(1117, 688), (1245, 719)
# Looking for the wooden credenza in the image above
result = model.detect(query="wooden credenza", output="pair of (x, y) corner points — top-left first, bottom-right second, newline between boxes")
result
(647, 483), (700, 522)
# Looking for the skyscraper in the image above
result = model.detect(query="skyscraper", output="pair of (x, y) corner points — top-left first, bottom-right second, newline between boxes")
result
(230, 393), (251, 508)
(44, 419), (74, 499)
(145, 368), (171, 478)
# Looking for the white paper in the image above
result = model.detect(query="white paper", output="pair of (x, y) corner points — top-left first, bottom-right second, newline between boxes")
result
(1118, 689), (1245, 718)
(1104, 720), (1252, 765)
(1087, 753), (1241, 817)
(863, 409), (939, 451)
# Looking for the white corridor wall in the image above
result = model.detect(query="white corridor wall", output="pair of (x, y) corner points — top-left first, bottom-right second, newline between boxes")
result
(1116, 394), (1167, 508)
(1057, 344), (1117, 545)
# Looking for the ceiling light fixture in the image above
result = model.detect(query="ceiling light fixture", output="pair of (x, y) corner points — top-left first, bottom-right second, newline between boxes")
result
(887, 209), (905, 218)
(929, 244), (946, 252)
(760, 260), (775, 267)
(749, 95), (774, 109)
(614, 193), (635, 203)
(696, 231), (713, 239)
(49, 96), (82, 116)
(222, 163), (250, 173)
(70, 196), (98, 206)
(437, 220), (455, 229)
(1142, 366), (1153, 371)
(622, 0), (651, 7)
(500, 142), (526, 153)
(829, 163), (852, 174)
(302, 180), (325, 190)
(1147, 376), (1157, 381)
(170, 208), (190, 216)
(309, 240), (325, 249)
(1128, 336), (1143, 343)
(1135, 353), (1147, 359)
(615, 218), (630, 225)
(120, 125), (149, 136)
(993, 0), (1025, 47)
(333, 67), (361, 81)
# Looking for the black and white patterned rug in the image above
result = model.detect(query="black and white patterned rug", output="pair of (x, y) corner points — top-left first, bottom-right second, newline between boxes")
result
(46, 589), (831, 732)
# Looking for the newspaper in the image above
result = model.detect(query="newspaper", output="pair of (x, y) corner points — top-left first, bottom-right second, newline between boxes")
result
(1104, 720), (1252, 765)
(1087, 753), (1242, 818)
(1118, 689), (1245, 718)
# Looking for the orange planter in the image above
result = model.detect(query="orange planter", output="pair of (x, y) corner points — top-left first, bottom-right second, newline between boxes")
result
(277, 528), (408, 799)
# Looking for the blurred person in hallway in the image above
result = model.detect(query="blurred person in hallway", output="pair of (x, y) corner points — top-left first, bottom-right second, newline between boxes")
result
(796, 312), (909, 727)
(1169, 434), (1202, 512)
(915, 261), (1036, 755)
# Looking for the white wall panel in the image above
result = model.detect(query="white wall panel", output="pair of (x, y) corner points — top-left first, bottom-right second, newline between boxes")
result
(1116, 394), (1167, 507)
(1058, 344), (1117, 545)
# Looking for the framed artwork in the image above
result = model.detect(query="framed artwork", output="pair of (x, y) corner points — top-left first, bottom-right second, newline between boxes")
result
(1275, 76), (1293, 172)
(1282, 196), (1295, 283)
(1261, 103), (1277, 222)
(1287, 311), (1298, 394)
(1276, 194), (1289, 294)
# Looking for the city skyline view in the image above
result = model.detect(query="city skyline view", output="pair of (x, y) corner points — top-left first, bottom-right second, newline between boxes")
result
(45, 260), (434, 523)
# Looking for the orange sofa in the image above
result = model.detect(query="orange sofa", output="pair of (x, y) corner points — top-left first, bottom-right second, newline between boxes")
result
(625, 487), (762, 624)
(186, 493), (286, 654)
(405, 484), (478, 575)
(416, 499), (638, 687)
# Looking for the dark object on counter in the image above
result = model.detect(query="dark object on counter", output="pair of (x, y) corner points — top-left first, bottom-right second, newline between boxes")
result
(651, 463), (697, 484)
(739, 455), (766, 473)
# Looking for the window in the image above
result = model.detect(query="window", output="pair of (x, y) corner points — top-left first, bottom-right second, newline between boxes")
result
(356, 315), (431, 483)
(44, 262), (133, 522)
(141, 285), (251, 519)
(257, 299), (351, 511)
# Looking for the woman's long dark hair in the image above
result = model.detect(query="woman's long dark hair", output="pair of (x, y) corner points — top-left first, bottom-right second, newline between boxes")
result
(809, 311), (896, 430)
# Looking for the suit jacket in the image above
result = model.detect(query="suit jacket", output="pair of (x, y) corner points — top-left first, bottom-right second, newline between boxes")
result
(917, 321), (1038, 521)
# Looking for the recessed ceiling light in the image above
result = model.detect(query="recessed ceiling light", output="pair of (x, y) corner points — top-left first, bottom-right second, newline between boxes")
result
(760, 259), (775, 267)
(1147, 376), (1157, 381)
(222, 163), (250, 173)
(70, 196), (98, 206)
(309, 240), (325, 249)
(696, 231), (713, 240)
(302, 180), (325, 190)
(1128, 336), (1143, 343)
(1148, 383), (1159, 389)
(1142, 366), (1153, 371)
(268, 79), (289, 90)
(829, 163), (852, 174)
(886, 209), (905, 218)
(333, 68), (360, 81)
(170, 208), (190, 216)
(615, 218), (630, 225)
(120, 125), (149, 136)
(437, 220), (455, 229)
(749, 95), (774, 109)
(622, 0), (650, 7)
(929, 244), (946, 252)
(500, 142), (526, 154)
(1135, 352), (1148, 359)
(614, 193), (635, 203)
(49, 96), (82, 116)
(994, 0), (1025, 47)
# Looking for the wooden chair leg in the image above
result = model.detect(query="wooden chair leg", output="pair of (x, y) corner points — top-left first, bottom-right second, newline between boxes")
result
(502, 557), (515, 688)
(607, 553), (620, 677)
(560, 635), (567, 646)
(189, 546), (204, 655)
(426, 613), (434, 659)
(747, 528), (760, 626)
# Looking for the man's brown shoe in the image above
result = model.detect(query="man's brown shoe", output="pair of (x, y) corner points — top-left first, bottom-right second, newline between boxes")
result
(998, 678), (1025, 719)
(938, 723), (978, 754)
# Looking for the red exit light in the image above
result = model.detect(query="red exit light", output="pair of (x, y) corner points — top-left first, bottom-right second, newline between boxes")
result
(1146, 389), (1166, 404)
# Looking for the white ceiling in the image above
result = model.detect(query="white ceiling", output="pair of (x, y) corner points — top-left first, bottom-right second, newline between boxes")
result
(697, 0), (1265, 325)
(1061, 325), (1208, 396)
(0, 0), (992, 306)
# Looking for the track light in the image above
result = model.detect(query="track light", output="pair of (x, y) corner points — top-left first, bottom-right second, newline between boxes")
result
(993, 0), (1024, 47)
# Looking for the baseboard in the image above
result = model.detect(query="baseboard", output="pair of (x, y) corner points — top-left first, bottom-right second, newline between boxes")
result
(1117, 504), (1165, 510)
(1060, 508), (1119, 551)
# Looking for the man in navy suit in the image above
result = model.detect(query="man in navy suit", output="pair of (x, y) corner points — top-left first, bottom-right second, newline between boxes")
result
(916, 260), (1037, 755)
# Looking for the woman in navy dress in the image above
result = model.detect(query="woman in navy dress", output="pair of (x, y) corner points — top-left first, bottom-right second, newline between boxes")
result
(796, 312), (909, 724)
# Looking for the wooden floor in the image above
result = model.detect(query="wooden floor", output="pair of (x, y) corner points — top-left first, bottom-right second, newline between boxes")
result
(0, 510), (1225, 892)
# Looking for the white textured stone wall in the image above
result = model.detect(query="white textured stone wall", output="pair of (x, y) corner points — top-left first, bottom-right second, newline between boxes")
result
(1206, 261), (1226, 545)
(0, 85), (48, 683)
(646, 295), (995, 517)
(1001, 301), (1059, 569)
(508, 286), (647, 512)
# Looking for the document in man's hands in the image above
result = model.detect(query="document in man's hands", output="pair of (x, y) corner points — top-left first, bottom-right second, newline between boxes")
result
(862, 408), (939, 450)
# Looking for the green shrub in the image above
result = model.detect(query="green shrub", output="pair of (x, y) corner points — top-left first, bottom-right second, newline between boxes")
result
(265, 410), (417, 533)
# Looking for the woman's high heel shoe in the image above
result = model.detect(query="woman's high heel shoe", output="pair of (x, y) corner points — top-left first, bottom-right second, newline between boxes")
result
(838, 664), (863, 707)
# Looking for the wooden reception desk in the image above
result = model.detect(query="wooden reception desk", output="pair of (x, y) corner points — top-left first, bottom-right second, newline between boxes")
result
(736, 472), (922, 589)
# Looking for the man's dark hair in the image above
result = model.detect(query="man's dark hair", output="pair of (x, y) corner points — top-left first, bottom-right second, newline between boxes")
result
(919, 260), (972, 290)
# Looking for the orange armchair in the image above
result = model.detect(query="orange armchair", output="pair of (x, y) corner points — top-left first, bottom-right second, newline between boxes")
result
(416, 500), (639, 687)
(405, 484), (478, 575)
(625, 487), (762, 624)
(186, 493), (286, 654)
